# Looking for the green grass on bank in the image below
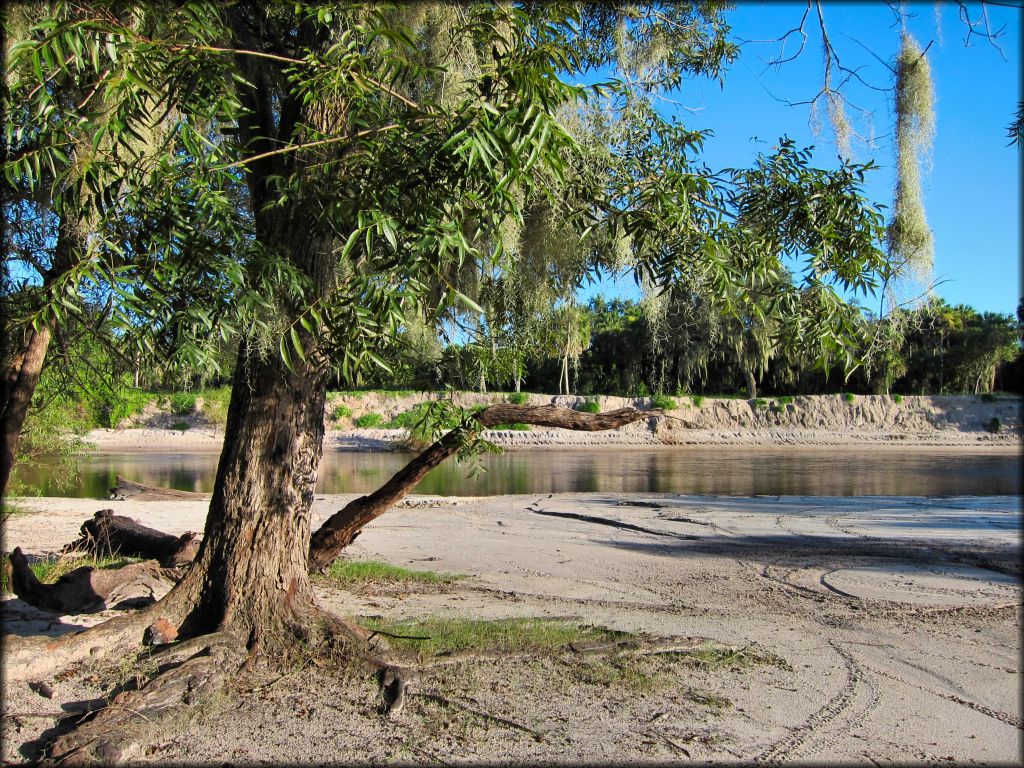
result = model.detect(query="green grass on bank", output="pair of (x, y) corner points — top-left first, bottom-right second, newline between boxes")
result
(321, 559), (463, 588)
(359, 616), (630, 659)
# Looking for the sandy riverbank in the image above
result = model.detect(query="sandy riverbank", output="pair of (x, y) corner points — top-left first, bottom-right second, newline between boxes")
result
(85, 391), (1023, 452)
(3, 492), (1020, 764)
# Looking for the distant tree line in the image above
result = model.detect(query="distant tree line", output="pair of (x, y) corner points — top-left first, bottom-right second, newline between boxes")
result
(346, 294), (1023, 398)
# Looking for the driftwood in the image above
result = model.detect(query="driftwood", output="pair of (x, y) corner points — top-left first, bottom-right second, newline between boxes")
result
(307, 403), (659, 571)
(7, 547), (171, 613)
(63, 509), (200, 567)
(108, 475), (208, 501)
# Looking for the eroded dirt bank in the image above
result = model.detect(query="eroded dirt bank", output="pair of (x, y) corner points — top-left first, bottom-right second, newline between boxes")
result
(3, 492), (1020, 764)
(88, 393), (1023, 451)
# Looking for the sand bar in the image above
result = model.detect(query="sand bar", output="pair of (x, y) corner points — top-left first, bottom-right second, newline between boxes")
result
(3, 491), (1020, 764)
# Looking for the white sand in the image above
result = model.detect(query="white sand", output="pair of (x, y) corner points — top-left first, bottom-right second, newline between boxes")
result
(3, 492), (1020, 764)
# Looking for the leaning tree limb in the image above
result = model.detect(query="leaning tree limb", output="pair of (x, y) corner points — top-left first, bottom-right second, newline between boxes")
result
(307, 404), (659, 572)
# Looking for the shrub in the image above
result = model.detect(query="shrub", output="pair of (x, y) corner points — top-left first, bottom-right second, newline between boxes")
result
(985, 417), (1001, 434)
(693, 396), (705, 408)
(892, 394), (904, 404)
(169, 392), (197, 415)
(93, 386), (152, 428)
(842, 392), (856, 403)
(650, 394), (677, 410)
(332, 404), (353, 420)
(355, 412), (384, 428)
(506, 391), (529, 405)
(385, 404), (430, 430)
(197, 387), (232, 424)
(578, 398), (601, 413)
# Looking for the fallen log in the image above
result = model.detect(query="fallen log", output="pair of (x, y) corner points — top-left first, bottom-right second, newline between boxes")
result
(108, 475), (208, 501)
(63, 509), (200, 567)
(7, 547), (172, 613)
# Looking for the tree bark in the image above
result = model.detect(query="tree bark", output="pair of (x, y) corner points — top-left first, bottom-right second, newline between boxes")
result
(744, 368), (757, 401)
(308, 403), (658, 571)
(2, 208), (84, 499)
(1, 324), (52, 497)
(168, 342), (328, 645)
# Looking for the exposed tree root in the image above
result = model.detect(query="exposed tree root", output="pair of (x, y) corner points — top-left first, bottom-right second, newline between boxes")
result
(44, 633), (246, 766)
(416, 634), (710, 668)
(8, 548), (176, 614)
(4, 581), (197, 682)
(31, 607), (413, 764)
(414, 690), (545, 740)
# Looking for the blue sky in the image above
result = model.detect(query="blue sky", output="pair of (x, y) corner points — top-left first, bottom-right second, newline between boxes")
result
(584, 1), (1021, 316)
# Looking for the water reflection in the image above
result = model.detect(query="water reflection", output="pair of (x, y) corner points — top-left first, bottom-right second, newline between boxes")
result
(18, 447), (1022, 499)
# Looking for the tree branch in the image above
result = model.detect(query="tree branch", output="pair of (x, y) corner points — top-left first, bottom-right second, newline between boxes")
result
(307, 404), (659, 571)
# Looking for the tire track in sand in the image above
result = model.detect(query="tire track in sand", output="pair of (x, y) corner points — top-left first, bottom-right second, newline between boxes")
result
(753, 639), (877, 763)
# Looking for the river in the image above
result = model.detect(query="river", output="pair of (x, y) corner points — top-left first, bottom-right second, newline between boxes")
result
(20, 447), (1022, 498)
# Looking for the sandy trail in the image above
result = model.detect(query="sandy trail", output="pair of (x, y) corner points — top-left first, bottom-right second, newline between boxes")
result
(2, 491), (1020, 764)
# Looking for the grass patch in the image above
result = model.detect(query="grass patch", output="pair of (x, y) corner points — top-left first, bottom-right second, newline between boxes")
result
(979, 392), (997, 403)
(650, 394), (677, 410)
(685, 688), (733, 710)
(331, 404), (353, 420)
(752, 398), (769, 409)
(692, 395), (705, 408)
(565, 654), (664, 693)
(776, 395), (794, 406)
(196, 387), (232, 424)
(355, 412), (384, 428)
(842, 392), (856, 403)
(488, 423), (530, 431)
(985, 417), (1001, 434)
(169, 392), (197, 415)
(170, 420), (191, 431)
(0, 553), (143, 592)
(322, 559), (462, 587)
(506, 391), (529, 405)
(892, 393), (904, 404)
(577, 397), (601, 414)
(672, 642), (790, 672)
(360, 616), (629, 660)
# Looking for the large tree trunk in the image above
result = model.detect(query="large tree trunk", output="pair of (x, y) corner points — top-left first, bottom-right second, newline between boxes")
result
(2, 215), (81, 498)
(168, 342), (329, 646)
(0, 324), (52, 497)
